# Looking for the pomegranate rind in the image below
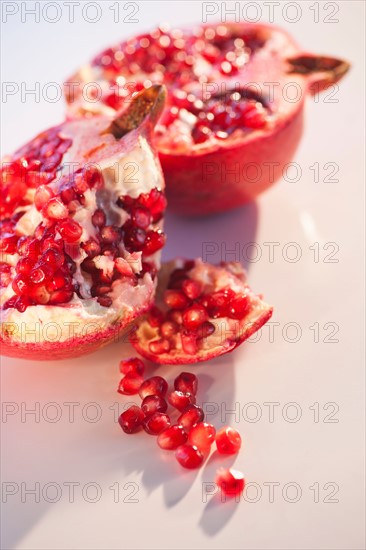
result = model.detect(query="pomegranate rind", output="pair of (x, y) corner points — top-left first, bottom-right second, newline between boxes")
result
(1, 86), (167, 360)
(129, 259), (273, 364)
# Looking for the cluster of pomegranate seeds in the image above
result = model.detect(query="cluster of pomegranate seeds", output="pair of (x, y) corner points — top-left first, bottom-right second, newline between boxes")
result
(146, 262), (250, 356)
(89, 24), (268, 144)
(117, 361), (244, 494)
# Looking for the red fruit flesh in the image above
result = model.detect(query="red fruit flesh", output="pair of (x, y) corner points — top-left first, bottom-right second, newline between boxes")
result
(117, 373), (144, 395)
(177, 405), (205, 432)
(66, 23), (349, 214)
(118, 405), (145, 434)
(215, 426), (242, 455)
(141, 395), (168, 416)
(188, 422), (216, 453)
(130, 258), (273, 364)
(143, 412), (171, 435)
(119, 357), (145, 376)
(139, 376), (168, 399)
(1, 86), (167, 359)
(175, 444), (204, 469)
(157, 425), (188, 450)
(174, 372), (198, 395)
(168, 390), (196, 412)
(215, 467), (245, 498)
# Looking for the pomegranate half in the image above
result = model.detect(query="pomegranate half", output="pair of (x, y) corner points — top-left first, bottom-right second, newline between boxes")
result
(65, 22), (350, 214)
(0, 85), (167, 360)
(130, 258), (273, 364)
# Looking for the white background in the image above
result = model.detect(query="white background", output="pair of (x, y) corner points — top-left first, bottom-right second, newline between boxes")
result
(1, 2), (365, 549)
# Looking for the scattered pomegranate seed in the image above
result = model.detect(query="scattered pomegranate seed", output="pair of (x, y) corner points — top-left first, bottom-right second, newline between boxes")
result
(168, 390), (196, 412)
(117, 373), (144, 395)
(139, 376), (168, 399)
(177, 405), (205, 432)
(175, 444), (204, 469)
(215, 426), (242, 454)
(215, 467), (245, 498)
(174, 372), (198, 395)
(141, 395), (168, 416)
(143, 412), (171, 435)
(118, 405), (144, 434)
(119, 357), (145, 376)
(188, 422), (216, 453)
(157, 425), (188, 450)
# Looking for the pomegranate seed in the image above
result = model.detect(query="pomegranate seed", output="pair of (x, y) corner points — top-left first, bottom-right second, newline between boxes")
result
(57, 219), (83, 243)
(164, 290), (189, 310)
(204, 288), (235, 318)
(157, 425), (188, 450)
(34, 185), (54, 211)
(182, 305), (208, 330)
(188, 422), (216, 453)
(175, 444), (203, 469)
(49, 289), (73, 304)
(115, 257), (134, 276)
(182, 278), (202, 300)
(197, 321), (216, 338)
(141, 395), (168, 416)
(118, 405), (144, 434)
(148, 306), (164, 327)
(168, 390), (196, 412)
(100, 225), (120, 243)
(119, 357), (145, 376)
(174, 372), (198, 395)
(177, 405), (205, 432)
(227, 294), (250, 320)
(91, 208), (106, 227)
(43, 198), (68, 220)
(15, 257), (33, 275)
(15, 295), (32, 312)
(139, 376), (168, 399)
(41, 249), (64, 271)
(124, 225), (146, 250)
(0, 233), (18, 254)
(149, 338), (171, 355)
(117, 373), (144, 395)
(130, 207), (152, 229)
(142, 230), (166, 255)
(215, 468), (245, 498)
(160, 321), (178, 338)
(143, 412), (171, 435)
(97, 296), (112, 307)
(12, 274), (29, 295)
(215, 426), (242, 454)
(81, 239), (101, 258)
(181, 332), (198, 355)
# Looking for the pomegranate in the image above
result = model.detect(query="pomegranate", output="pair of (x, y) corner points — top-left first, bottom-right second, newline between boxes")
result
(215, 426), (242, 454)
(65, 22), (350, 214)
(0, 86), (167, 359)
(130, 258), (272, 364)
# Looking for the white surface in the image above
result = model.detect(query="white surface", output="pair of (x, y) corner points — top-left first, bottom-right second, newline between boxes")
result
(1, 2), (365, 549)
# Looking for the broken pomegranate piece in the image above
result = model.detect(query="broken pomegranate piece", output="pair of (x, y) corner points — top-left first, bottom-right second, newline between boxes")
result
(0, 85), (167, 360)
(130, 258), (273, 364)
(66, 23), (349, 214)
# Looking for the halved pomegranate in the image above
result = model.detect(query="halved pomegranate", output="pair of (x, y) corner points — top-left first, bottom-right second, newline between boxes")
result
(1, 86), (167, 360)
(65, 22), (349, 214)
(130, 258), (272, 364)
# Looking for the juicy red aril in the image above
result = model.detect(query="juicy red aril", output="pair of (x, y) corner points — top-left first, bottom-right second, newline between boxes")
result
(149, 338), (171, 355)
(143, 412), (171, 435)
(188, 422), (216, 453)
(34, 185), (55, 211)
(12, 274), (29, 295)
(215, 468), (245, 498)
(141, 395), (168, 416)
(174, 372), (198, 395)
(130, 207), (152, 229)
(15, 257), (33, 275)
(43, 197), (68, 220)
(182, 279), (202, 300)
(139, 376), (168, 399)
(160, 321), (178, 338)
(117, 373), (144, 395)
(227, 294), (250, 320)
(100, 225), (120, 243)
(81, 239), (101, 258)
(164, 290), (189, 310)
(182, 305), (208, 330)
(97, 296), (112, 307)
(142, 230), (166, 255)
(175, 444), (203, 469)
(157, 425), (188, 450)
(119, 357), (145, 376)
(91, 208), (106, 228)
(123, 225), (146, 250)
(118, 405), (144, 434)
(181, 331), (198, 355)
(204, 288), (235, 318)
(177, 405), (205, 432)
(168, 390), (196, 412)
(215, 426), (242, 454)
(57, 219), (83, 243)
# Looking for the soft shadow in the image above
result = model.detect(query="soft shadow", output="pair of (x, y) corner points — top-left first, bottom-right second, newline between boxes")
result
(163, 201), (258, 271)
